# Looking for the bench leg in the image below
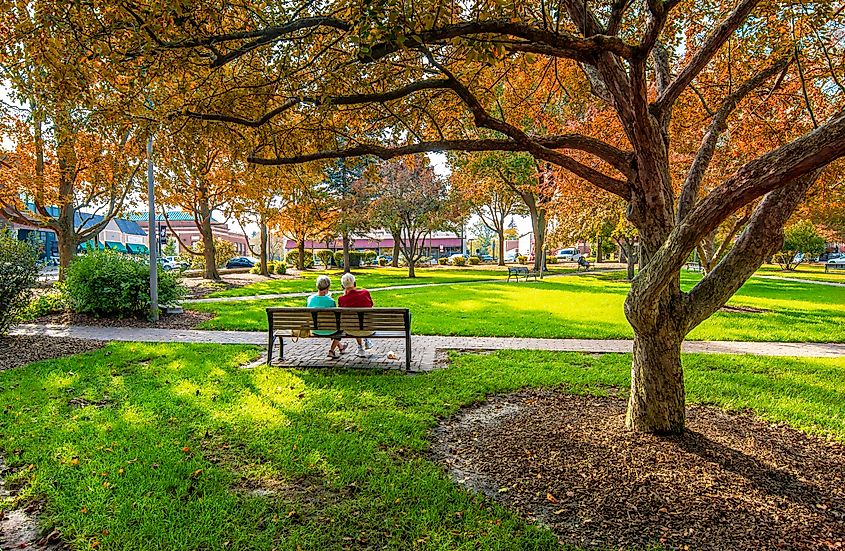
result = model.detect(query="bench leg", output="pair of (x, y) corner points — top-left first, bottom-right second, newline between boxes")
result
(405, 335), (412, 373)
(267, 333), (274, 366)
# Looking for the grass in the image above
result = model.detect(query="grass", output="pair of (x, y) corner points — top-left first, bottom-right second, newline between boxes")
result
(189, 272), (845, 342)
(2, 344), (844, 549)
(754, 263), (845, 283)
(206, 266), (577, 298)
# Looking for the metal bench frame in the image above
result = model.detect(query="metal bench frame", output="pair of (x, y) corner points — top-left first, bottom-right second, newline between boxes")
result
(507, 266), (539, 282)
(266, 307), (413, 371)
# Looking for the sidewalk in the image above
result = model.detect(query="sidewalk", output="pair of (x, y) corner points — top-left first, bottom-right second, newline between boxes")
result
(11, 324), (844, 372)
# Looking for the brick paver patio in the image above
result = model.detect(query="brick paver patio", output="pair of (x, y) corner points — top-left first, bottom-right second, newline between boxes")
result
(11, 324), (845, 373)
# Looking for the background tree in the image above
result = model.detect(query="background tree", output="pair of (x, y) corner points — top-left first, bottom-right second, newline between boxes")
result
(452, 154), (526, 265)
(323, 157), (373, 273)
(229, 165), (285, 276)
(273, 168), (336, 270)
(366, 156), (452, 277)
(156, 125), (238, 280)
(775, 220), (826, 270)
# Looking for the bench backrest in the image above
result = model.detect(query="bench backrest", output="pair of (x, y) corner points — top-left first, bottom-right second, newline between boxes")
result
(508, 266), (529, 274)
(267, 307), (410, 333)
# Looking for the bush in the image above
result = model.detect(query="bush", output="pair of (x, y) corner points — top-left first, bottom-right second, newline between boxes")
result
(517, 255), (528, 265)
(377, 257), (388, 266)
(0, 231), (40, 334)
(452, 256), (467, 266)
(249, 263), (262, 274)
(189, 238), (238, 270)
(362, 250), (378, 264)
(275, 262), (287, 275)
(333, 251), (363, 268)
(266, 261), (276, 273)
(286, 249), (314, 269)
(546, 256), (558, 264)
(64, 249), (185, 317)
(20, 290), (67, 322)
(437, 257), (449, 265)
(467, 256), (481, 265)
(316, 249), (335, 267)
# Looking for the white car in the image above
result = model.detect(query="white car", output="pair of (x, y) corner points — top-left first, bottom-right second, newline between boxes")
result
(504, 251), (519, 262)
(556, 247), (582, 262)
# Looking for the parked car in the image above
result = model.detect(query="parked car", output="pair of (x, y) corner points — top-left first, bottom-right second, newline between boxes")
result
(556, 247), (582, 262)
(826, 256), (845, 267)
(226, 256), (257, 269)
(479, 254), (494, 262)
(504, 251), (519, 262)
(820, 252), (843, 262)
(161, 256), (189, 270)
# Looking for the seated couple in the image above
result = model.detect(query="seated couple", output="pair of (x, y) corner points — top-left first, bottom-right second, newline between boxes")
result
(307, 273), (373, 359)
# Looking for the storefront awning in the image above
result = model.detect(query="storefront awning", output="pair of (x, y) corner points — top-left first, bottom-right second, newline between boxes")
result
(77, 241), (104, 252)
(126, 243), (149, 254)
(105, 241), (128, 253)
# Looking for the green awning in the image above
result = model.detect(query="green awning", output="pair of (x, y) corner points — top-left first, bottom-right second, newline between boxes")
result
(78, 241), (104, 252)
(105, 241), (128, 253)
(126, 243), (150, 254)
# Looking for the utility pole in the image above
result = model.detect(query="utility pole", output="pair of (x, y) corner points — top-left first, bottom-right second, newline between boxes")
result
(147, 132), (158, 322)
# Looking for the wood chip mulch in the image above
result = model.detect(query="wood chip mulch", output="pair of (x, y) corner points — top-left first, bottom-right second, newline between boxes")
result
(431, 389), (845, 550)
(34, 310), (213, 330)
(0, 336), (105, 372)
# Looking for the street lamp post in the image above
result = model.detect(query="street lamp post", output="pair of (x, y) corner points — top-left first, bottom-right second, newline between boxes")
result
(147, 133), (158, 322)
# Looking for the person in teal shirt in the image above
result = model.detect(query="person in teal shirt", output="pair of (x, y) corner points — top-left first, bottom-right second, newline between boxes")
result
(307, 275), (347, 359)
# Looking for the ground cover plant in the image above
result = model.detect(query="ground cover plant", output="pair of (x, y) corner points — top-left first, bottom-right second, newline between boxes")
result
(1, 345), (843, 549)
(205, 266), (577, 298)
(190, 272), (845, 342)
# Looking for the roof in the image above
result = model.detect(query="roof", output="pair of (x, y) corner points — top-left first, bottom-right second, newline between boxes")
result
(114, 218), (147, 236)
(129, 211), (221, 223)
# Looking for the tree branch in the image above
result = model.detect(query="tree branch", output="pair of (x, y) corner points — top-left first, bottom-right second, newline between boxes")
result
(653, 0), (763, 114)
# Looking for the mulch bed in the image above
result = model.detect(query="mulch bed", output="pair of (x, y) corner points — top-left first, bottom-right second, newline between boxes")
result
(431, 389), (845, 550)
(0, 336), (105, 371)
(33, 310), (213, 330)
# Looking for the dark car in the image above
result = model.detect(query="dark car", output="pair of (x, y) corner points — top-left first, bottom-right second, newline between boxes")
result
(226, 256), (257, 269)
(479, 254), (494, 262)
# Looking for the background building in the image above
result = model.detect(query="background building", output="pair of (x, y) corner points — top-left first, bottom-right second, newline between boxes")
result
(129, 211), (249, 256)
(286, 230), (464, 259)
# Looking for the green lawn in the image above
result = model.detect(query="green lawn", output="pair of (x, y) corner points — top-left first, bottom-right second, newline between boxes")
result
(190, 272), (845, 342)
(754, 263), (845, 283)
(2, 344), (844, 549)
(207, 266), (577, 298)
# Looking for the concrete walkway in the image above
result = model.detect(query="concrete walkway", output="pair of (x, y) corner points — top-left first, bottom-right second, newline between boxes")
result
(752, 275), (845, 287)
(11, 324), (844, 372)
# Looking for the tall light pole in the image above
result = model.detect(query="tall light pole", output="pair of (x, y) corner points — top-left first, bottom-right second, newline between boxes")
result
(147, 132), (158, 322)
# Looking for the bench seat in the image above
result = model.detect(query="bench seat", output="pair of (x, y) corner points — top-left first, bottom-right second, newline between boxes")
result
(266, 307), (413, 370)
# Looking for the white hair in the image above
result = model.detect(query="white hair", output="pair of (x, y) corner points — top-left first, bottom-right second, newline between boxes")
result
(340, 272), (356, 289)
(315, 275), (331, 292)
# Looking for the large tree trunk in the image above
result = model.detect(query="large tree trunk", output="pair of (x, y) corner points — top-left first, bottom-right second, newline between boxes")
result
(626, 322), (685, 434)
(297, 239), (306, 271)
(596, 236), (602, 263)
(259, 218), (269, 276)
(528, 205), (546, 273)
(199, 219), (219, 281)
(342, 232), (351, 274)
(391, 230), (401, 268)
(497, 229), (505, 266)
(56, 230), (77, 282)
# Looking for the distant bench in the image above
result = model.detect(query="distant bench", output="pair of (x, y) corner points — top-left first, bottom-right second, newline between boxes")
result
(266, 307), (412, 371)
(507, 266), (540, 282)
(825, 263), (845, 273)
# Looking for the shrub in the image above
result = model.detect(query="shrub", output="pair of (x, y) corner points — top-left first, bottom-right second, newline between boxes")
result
(452, 256), (467, 266)
(64, 249), (185, 317)
(20, 290), (67, 322)
(333, 250), (363, 268)
(437, 257), (449, 265)
(546, 256), (558, 264)
(286, 249), (314, 268)
(377, 257), (388, 266)
(275, 262), (287, 275)
(362, 250), (378, 264)
(266, 261), (276, 273)
(316, 249), (335, 267)
(0, 231), (40, 334)
(249, 263), (262, 274)
(190, 238), (237, 270)
(468, 256), (481, 265)
(517, 255), (528, 265)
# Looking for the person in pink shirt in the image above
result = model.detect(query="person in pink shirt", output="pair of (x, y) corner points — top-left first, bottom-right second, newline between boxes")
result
(338, 273), (374, 356)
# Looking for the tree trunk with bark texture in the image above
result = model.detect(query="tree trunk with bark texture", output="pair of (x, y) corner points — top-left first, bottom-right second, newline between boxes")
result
(297, 239), (306, 271)
(498, 230), (505, 266)
(391, 230), (401, 268)
(342, 233), (351, 273)
(259, 219), (269, 276)
(529, 206), (546, 273)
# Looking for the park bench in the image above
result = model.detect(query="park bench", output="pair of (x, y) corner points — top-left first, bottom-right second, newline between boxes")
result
(266, 307), (413, 371)
(507, 266), (539, 282)
(825, 263), (845, 273)
(685, 262), (703, 273)
(577, 257), (591, 271)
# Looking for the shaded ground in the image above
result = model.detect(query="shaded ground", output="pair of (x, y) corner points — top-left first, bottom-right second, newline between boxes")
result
(33, 310), (213, 330)
(0, 336), (105, 371)
(431, 389), (845, 550)
(1, 459), (65, 550)
(182, 272), (298, 299)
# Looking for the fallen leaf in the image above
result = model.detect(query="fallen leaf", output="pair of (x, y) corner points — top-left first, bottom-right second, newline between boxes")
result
(546, 492), (559, 504)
